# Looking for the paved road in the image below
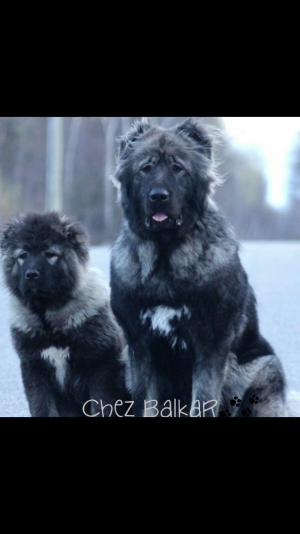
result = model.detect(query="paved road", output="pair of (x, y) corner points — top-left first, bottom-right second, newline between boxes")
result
(0, 242), (299, 417)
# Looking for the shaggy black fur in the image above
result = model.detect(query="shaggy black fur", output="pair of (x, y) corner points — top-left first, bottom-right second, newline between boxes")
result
(1, 212), (127, 417)
(110, 118), (287, 417)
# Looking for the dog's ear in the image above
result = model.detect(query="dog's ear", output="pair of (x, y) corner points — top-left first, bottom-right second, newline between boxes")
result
(118, 118), (152, 159)
(0, 219), (19, 249)
(113, 119), (152, 185)
(60, 215), (89, 264)
(60, 216), (87, 246)
(176, 118), (213, 160)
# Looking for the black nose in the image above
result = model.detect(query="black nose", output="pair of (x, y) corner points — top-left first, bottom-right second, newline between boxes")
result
(25, 270), (40, 281)
(149, 188), (170, 202)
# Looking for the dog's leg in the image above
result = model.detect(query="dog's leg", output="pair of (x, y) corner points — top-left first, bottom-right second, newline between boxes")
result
(237, 355), (287, 417)
(191, 347), (229, 417)
(87, 362), (128, 418)
(221, 353), (287, 417)
(21, 360), (59, 417)
(131, 350), (155, 418)
(127, 342), (170, 417)
(219, 352), (246, 416)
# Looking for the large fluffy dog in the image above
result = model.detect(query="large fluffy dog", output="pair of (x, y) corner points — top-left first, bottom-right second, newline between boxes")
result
(1, 212), (126, 417)
(110, 118), (287, 417)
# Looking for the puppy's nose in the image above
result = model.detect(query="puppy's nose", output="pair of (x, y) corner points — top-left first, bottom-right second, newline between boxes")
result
(25, 270), (40, 281)
(149, 188), (170, 202)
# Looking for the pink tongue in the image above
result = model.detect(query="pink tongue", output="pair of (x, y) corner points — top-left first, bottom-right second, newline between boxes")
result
(152, 213), (168, 222)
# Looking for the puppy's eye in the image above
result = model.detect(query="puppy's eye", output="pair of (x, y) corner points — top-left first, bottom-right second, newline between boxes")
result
(19, 252), (28, 260)
(45, 252), (57, 260)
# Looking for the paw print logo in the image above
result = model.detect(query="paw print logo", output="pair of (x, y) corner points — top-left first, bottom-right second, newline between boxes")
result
(220, 409), (232, 417)
(249, 395), (259, 405)
(242, 408), (252, 417)
(230, 396), (241, 407)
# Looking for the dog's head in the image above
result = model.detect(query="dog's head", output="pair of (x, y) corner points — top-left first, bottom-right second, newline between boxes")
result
(0, 212), (89, 309)
(113, 118), (219, 239)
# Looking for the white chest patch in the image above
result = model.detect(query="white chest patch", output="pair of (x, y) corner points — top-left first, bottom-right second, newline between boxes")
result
(140, 306), (191, 351)
(41, 347), (70, 388)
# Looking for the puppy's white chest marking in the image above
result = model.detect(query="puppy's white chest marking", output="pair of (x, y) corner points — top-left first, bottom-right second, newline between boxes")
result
(140, 306), (191, 350)
(41, 347), (70, 387)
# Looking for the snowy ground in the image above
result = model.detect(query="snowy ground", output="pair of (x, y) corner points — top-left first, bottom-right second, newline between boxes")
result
(0, 242), (299, 417)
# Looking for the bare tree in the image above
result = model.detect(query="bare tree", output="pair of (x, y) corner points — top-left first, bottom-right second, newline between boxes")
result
(65, 117), (83, 194)
(98, 118), (119, 240)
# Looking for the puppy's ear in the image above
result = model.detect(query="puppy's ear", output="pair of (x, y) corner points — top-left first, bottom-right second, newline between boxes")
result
(59, 216), (86, 246)
(60, 216), (86, 245)
(176, 118), (213, 160)
(0, 220), (18, 249)
(60, 215), (89, 265)
(118, 118), (152, 159)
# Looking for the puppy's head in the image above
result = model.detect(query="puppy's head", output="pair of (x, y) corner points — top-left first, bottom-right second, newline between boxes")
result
(0, 212), (89, 309)
(113, 118), (220, 239)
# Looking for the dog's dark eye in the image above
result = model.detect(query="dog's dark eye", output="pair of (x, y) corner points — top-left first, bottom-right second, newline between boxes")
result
(18, 252), (28, 260)
(45, 252), (57, 260)
(172, 164), (183, 173)
(141, 164), (152, 173)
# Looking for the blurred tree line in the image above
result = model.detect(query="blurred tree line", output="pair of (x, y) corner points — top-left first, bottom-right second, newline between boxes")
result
(0, 116), (299, 244)
(286, 131), (300, 239)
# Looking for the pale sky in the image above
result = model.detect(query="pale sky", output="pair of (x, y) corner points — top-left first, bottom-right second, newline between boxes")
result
(222, 117), (300, 208)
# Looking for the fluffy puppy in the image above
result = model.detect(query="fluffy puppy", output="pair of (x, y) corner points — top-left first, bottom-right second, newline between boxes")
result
(1, 212), (127, 417)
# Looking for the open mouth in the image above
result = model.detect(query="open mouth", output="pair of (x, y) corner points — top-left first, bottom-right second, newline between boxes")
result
(152, 213), (169, 223)
(145, 213), (183, 230)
